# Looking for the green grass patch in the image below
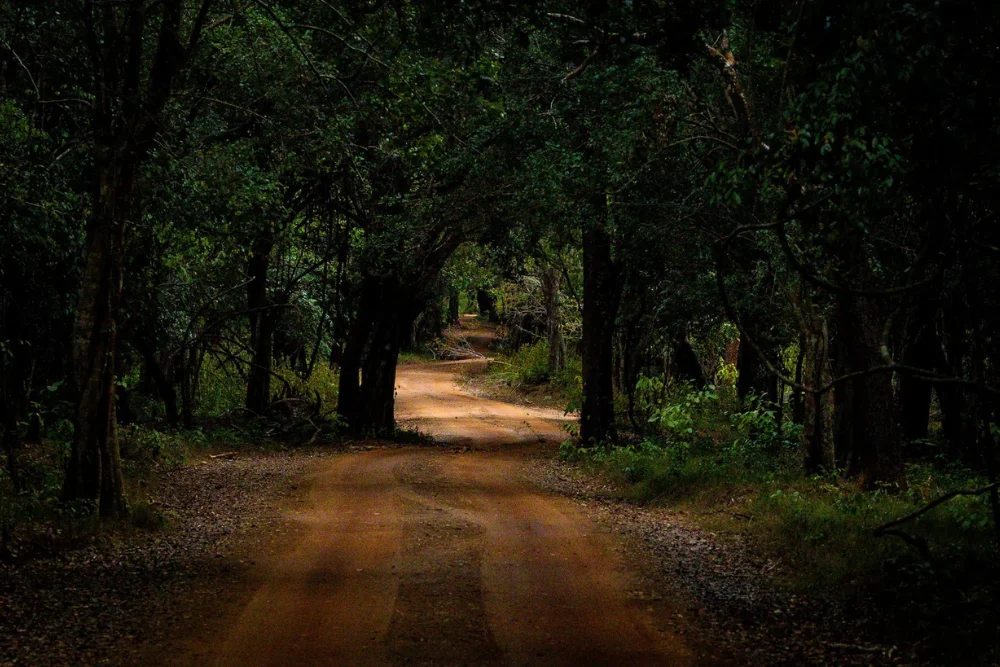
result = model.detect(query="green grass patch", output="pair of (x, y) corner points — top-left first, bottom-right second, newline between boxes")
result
(479, 340), (582, 412)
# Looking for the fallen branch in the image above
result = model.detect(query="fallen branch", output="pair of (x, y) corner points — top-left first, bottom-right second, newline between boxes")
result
(209, 451), (238, 459)
(874, 482), (1000, 535)
(700, 509), (753, 521)
(435, 335), (487, 361)
(825, 642), (885, 654)
(877, 528), (935, 567)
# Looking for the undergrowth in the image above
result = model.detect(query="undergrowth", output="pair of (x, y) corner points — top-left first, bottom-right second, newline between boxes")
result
(480, 340), (582, 412)
(557, 372), (999, 661)
(0, 420), (302, 558)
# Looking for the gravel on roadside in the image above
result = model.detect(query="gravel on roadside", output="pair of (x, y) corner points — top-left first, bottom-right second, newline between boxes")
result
(0, 450), (328, 666)
(523, 457), (922, 667)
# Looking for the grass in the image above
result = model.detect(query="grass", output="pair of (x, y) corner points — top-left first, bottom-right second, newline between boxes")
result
(570, 432), (998, 592)
(555, 373), (1000, 660)
(471, 340), (582, 412)
(398, 349), (437, 365)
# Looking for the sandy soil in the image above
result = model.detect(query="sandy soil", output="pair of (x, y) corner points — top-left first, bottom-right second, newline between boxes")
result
(180, 318), (709, 666)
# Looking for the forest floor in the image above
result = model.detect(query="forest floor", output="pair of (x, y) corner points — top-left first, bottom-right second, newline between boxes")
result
(1, 317), (921, 666)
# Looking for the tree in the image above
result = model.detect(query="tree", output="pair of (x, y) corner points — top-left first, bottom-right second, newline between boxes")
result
(61, 0), (216, 517)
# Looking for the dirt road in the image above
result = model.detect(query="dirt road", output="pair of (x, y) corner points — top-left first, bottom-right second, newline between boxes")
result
(190, 320), (698, 666)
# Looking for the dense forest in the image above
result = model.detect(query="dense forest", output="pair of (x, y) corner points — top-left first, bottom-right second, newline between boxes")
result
(2, 0), (999, 664)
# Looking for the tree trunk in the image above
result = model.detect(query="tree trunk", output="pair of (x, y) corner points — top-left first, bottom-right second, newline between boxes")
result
(581, 220), (619, 446)
(542, 267), (564, 374)
(338, 283), (419, 436)
(62, 157), (131, 519)
(357, 310), (411, 436)
(673, 337), (706, 388)
(897, 300), (938, 442)
(791, 335), (806, 424)
(836, 295), (906, 489)
(805, 322), (832, 473)
(337, 292), (373, 431)
(0, 301), (28, 491)
(476, 289), (498, 323)
(138, 341), (179, 426)
(245, 222), (275, 415)
(448, 291), (460, 324)
(938, 297), (967, 457)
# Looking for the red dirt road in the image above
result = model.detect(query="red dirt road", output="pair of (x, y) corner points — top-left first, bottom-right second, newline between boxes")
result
(187, 320), (698, 666)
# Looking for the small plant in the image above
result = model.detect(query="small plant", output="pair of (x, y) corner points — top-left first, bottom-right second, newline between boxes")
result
(120, 425), (188, 472)
(273, 363), (340, 419)
(129, 499), (169, 531)
(636, 376), (722, 447)
(497, 341), (552, 386)
(730, 394), (802, 469)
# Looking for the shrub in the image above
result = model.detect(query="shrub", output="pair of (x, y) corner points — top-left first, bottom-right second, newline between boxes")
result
(197, 355), (246, 417)
(504, 340), (552, 386)
(273, 362), (340, 419)
(730, 394), (803, 470)
(635, 376), (727, 447)
(119, 425), (188, 474)
(129, 499), (170, 531)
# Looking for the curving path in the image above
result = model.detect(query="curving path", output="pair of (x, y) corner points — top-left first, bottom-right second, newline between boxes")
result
(188, 318), (697, 666)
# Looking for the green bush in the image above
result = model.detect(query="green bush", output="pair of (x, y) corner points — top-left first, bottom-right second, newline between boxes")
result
(505, 340), (552, 385)
(119, 425), (189, 474)
(566, 383), (805, 502)
(729, 393), (803, 470)
(483, 340), (583, 414)
(197, 355), (246, 417)
(273, 362), (339, 418)
(129, 499), (170, 531)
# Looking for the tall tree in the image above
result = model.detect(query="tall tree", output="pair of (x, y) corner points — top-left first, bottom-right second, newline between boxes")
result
(62, 0), (214, 517)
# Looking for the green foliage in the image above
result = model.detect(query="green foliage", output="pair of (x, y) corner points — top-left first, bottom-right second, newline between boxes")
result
(497, 341), (552, 386)
(633, 376), (728, 447)
(128, 499), (170, 532)
(714, 361), (740, 414)
(730, 394), (803, 470)
(119, 425), (188, 474)
(273, 364), (340, 420)
(196, 357), (246, 418)
(483, 341), (583, 412)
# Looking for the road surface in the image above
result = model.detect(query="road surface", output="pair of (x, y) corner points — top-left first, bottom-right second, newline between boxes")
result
(189, 318), (697, 666)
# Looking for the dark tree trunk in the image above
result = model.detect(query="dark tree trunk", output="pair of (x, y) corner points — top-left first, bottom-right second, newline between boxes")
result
(245, 223), (275, 415)
(62, 0), (211, 518)
(448, 291), (460, 324)
(476, 289), (498, 323)
(804, 324), (830, 474)
(736, 338), (777, 403)
(897, 301), (938, 442)
(830, 323), (853, 471)
(673, 338), (706, 388)
(178, 347), (201, 429)
(337, 291), (373, 431)
(63, 156), (130, 519)
(836, 295), (906, 489)
(791, 335), (806, 424)
(542, 267), (564, 374)
(938, 298), (967, 457)
(736, 337), (762, 401)
(581, 221), (619, 446)
(0, 300), (28, 491)
(338, 282), (420, 436)
(619, 317), (642, 432)
(356, 310), (412, 435)
(138, 341), (179, 426)
(245, 316), (275, 415)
